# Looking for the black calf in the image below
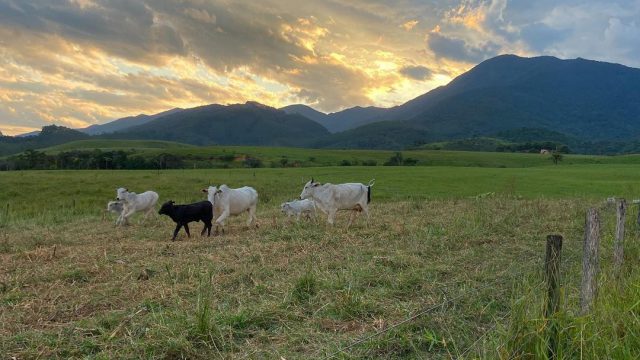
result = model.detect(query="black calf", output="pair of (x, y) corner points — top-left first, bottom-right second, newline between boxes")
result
(158, 200), (213, 241)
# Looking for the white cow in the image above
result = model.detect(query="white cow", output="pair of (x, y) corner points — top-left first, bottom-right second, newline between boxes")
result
(300, 178), (375, 226)
(281, 199), (316, 221)
(115, 187), (159, 226)
(202, 184), (258, 233)
(106, 200), (126, 225)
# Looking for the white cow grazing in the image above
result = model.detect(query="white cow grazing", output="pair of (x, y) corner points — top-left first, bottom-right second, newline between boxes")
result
(281, 199), (316, 221)
(300, 178), (375, 226)
(115, 187), (159, 226)
(106, 200), (126, 225)
(202, 184), (258, 233)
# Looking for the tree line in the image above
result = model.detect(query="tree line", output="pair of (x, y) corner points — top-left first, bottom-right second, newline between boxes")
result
(0, 149), (185, 171)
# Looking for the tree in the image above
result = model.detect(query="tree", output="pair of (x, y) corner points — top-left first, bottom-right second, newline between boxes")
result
(244, 157), (262, 168)
(384, 152), (403, 166)
(550, 151), (563, 165)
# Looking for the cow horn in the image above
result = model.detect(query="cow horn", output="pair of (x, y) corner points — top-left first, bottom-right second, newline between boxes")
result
(311, 177), (314, 183)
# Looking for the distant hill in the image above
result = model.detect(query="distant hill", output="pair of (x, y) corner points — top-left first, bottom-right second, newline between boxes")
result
(281, 104), (388, 133)
(80, 108), (182, 135)
(0, 125), (89, 156)
(15, 130), (41, 137)
(312, 120), (431, 149)
(43, 139), (194, 152)
(108, 101), (330, 147)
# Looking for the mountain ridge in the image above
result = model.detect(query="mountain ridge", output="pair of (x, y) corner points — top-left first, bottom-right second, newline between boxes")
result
(4, 54), (640, 155)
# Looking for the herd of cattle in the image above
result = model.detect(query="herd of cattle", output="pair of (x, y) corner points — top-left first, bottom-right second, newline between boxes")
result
(106, 178), (375, 240)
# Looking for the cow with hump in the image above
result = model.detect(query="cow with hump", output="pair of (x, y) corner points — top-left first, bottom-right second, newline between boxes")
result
(299, 178), (375, 226)
(202, 184), (258, 234)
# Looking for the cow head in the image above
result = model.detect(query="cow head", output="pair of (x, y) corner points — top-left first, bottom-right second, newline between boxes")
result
(280, 202), (291, 213)
(116, 187), (128, 200)
(202, 186), (222, 206)
(300, 178), (320, 200)
(158, 200), (175, 215)
(107, 200), (123, 214)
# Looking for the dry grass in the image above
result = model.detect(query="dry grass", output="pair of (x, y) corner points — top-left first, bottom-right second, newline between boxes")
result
(1, 196), (604, 359)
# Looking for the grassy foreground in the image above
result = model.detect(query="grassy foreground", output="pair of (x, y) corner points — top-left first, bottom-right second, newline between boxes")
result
(1, 166), (639, 358)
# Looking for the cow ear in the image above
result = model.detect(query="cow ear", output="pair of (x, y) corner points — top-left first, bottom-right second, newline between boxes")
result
(201, 188), (208, 193)
(313, 183), (320, 187)
(169, 200), (174, 204)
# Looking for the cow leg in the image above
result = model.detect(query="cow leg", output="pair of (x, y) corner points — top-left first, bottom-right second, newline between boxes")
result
(216, 209), (230, 234)
(142, 208), (152, 224)
(328, 210), (337, 226)
(248, 204), (258, 227)
(172, 223), (182, 241)
(361, 204), (370, 227)
(347, 210), (357, 228)
(206, 221), (212, 236)
(122, 208), (136, 226)
(116, 213), (126, 226)
(200, 221), (207, 236)
(184, 223), (191, 238)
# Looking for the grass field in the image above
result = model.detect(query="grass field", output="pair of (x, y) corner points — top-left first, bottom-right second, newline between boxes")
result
(35, 139), (640, 169)
(2, 164), (639, 358)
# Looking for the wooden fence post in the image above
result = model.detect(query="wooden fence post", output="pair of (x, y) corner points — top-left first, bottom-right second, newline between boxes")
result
(581, 208), (600, 314)
(545, 234), (563, 360)
(614, 199), (626, 277)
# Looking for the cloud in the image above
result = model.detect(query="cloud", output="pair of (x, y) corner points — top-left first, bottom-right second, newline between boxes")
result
(183, 8), (216, 24)
(399, 65), (432, 80)
(427, 32), (499, 63)
(401, 20), (419, 31)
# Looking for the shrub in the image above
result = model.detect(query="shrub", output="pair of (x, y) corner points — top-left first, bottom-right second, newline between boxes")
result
(384, 152), (403, 166)
(340, 159), (352, 166)
(362, 159), (377, 166)
(403, 158), (418, 166)
(244, 157), (262, 168)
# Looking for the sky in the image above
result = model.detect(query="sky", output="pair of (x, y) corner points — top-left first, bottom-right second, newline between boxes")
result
(0, 0), (639, 135)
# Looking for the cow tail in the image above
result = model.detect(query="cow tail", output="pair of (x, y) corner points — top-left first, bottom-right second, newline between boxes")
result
(366, 179), (374, 204)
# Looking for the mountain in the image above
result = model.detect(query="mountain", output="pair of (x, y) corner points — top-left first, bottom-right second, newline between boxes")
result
(5, 55), (640, 155)
(15, 130), (41, 137)
(107, 101), (330, 146)
(280, 104), (328, 124)
(281, 104), (388, 132)
(312, 120), (431, 149)
(324, 106), (388, 132)
(410, 55), (640, 139)
(324, 55), (640, 149)
(80, 108), (182, 135)
(0, 125), (89, 156)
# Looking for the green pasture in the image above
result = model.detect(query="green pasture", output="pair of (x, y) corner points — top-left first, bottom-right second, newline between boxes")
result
(35, 139), (640, 169)
(1, 164), (639, 358)
(2, 165), (640, 224)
